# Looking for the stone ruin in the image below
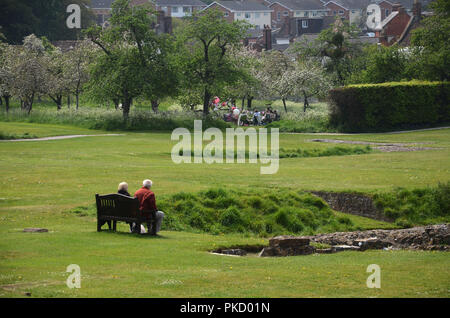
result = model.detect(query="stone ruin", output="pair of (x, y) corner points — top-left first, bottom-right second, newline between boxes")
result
(213, 224), (450, 257)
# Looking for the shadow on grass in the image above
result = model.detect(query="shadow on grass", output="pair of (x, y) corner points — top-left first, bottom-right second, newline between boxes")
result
(97, 230), (169, 240)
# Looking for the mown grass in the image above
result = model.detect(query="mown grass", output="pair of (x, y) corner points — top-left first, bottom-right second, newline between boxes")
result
(0, 122), (449, 297)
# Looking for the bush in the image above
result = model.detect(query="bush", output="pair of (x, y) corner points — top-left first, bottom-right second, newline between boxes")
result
(329, 81), (450, 132)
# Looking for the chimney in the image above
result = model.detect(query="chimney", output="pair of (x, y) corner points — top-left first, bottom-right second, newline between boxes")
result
(392, 3), (405, 13)
(413, 0), (422, 21)
(263, 25), (272, 51)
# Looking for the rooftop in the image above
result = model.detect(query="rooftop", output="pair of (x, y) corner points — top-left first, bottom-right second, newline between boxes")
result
(271, 0), (327, 11)
(212, 0), (273, 12)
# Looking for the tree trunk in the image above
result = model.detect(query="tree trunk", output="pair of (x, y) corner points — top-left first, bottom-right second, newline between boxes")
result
(0, 96), (2, 106)
(67, 95), (71, 109)
(122, 94), (132, 119)
(203, 86), (210, 115)
(3, 95), (10, 113)
(25, 93), (35, 115)
(76, 93), (80, 110)
(247, 96), (253, 110)
(151, 99), (159, 113)
(50, 95), (62, 110)
(303, 91), (309, 113)
(113, 98), (119, 110)
(282, 98), (288, 113)
(241, 97), (245, 108)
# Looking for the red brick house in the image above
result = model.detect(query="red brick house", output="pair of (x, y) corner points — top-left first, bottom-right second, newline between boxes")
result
(375, 2), (423, 46)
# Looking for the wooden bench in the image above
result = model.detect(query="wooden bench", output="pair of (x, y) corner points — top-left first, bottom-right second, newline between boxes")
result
(95, 193), (157, 235)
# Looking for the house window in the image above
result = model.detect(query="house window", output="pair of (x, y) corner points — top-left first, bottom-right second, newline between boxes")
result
(161, 6), (168, 13)
(172, 6), (178, 13)
(283, 11), (289, 16)
(255, 12), (260, 18)
(385, 9), (390, 16)
(183, 7), (191, 13)
(245, 13), (251, 19)
(351, 10), (356, 14)
(296, 11), (300, 15)
(302, 20), (308, 28)
(312, 11), (317, 17)
(224, 11), (229, 17)
(338, 10), (344, 15)
(333, 10), (337, 15)
(304, 11), (308, 17)
(237, 12), (241, 17)
(277, 11), (281, 20)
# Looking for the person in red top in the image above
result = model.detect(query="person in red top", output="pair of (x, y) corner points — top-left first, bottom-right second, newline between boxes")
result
(134, 179), (165, 235)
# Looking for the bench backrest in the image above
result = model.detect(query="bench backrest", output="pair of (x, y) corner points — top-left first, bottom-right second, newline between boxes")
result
(95, 193), (140, 219)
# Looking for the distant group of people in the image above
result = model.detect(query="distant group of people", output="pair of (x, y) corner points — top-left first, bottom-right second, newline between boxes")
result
(223, 106), (280, 126)
(117, 179), (164, 234)
(209, 96), (280, 126)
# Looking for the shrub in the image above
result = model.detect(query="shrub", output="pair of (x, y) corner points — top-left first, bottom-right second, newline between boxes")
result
(329, 81), (450, 132)
(373, 182), (450, 226)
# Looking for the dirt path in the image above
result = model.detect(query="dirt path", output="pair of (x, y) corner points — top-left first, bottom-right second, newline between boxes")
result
(1, 134), (124, 142)
(310, 138), (441, 152)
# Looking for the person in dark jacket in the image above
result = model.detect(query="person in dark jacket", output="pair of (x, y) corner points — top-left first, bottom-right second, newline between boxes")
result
(118, 182), (131, 196)
(118, 182), (138, 232)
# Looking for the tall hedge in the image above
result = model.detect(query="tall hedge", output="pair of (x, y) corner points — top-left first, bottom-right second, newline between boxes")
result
(329, 81), (450, 132)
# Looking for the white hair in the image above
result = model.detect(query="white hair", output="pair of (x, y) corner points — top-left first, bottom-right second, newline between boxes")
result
(143, 179), (153, 188)
(118, 182), (128, 191)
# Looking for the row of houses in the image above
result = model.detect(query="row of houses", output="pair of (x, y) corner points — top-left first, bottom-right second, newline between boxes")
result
(91, 0), (432, 27)
(89, 0), (433, 50)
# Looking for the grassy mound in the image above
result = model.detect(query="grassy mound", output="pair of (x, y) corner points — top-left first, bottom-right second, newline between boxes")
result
(158, 189), (354, 236)
(279, 145), (373, 158)
(0, 131), (37, 140)
(374, 182), (450, 227)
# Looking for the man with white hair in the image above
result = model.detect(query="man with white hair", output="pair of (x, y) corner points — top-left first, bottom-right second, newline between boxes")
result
(134, 179), (165, 235)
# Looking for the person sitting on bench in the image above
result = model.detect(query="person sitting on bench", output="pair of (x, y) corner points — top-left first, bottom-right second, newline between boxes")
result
(134, 179), (165, 235)
(117, 182), (139, 233)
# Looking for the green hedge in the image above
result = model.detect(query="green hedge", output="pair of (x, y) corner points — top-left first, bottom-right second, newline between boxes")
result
(329, 81), (450, 132)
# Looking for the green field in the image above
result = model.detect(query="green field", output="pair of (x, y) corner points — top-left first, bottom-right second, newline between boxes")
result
(0, 121), (449, 297)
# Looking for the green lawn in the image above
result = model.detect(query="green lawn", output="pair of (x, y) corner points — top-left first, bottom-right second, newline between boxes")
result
(0, 122), (449, 297)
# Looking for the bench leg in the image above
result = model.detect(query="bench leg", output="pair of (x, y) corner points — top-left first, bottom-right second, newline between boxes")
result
(151, 219), (157, 236)
(113, 221), (117, 231)
(97, 219), (102, 232)
(107, 220), (112, 230)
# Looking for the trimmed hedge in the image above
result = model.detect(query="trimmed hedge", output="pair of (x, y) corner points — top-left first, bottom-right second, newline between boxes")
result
(329, 81), (450, 132)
